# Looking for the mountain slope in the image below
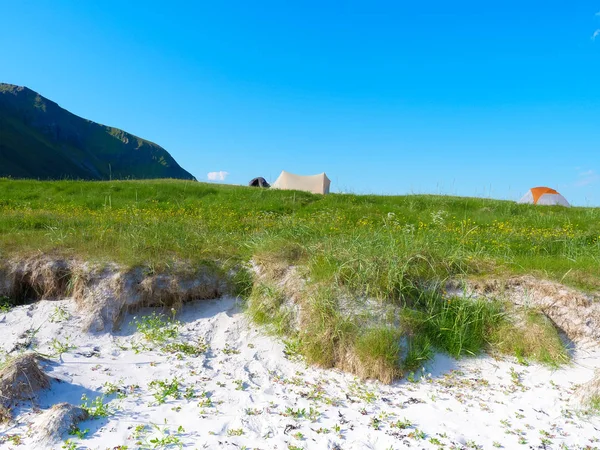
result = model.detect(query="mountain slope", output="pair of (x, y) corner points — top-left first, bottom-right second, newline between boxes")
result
(0, 83), (195, 180)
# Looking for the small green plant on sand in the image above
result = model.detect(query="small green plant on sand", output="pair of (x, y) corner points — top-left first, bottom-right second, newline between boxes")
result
(134, 311), (180, 344)
(51, 336), (76, 357)
(80, 394), (112, 418)
(68, 426), (89, 439)
(197, 391), (214, 408)
(5, 434), (22, 445)
(132, 424), (148, 441)
(391, 418), (412, 429)
(103, 380), (129, 399)
(149, 378), (181, 404)
(285, 407), (306, 419)
(163, 338), (208, 357)
(50, 305), (71, 322)
(0, 296), (15, 313)
(579, 394), (600, 417)
(143, 423), (185, 449)
(222, 343), (240, 355)
(227, 428), (244, 436)
(62, 439), (77, 450)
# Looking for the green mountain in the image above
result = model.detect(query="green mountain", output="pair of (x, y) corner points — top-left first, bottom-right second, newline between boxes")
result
(0, 83), (195, 180)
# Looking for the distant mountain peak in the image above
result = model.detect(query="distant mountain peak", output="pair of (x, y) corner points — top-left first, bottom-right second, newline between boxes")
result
(0, 82), (196, 181)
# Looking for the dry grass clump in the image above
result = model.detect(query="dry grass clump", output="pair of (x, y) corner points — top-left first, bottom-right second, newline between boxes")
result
(5, 257), (72, 302)
(246, 259), (306, 335)
(296, 287), (353, 367)
(300, 319), (402, 384)
(492, 308), (569, 366)
(247, 282), (291, 334)
(1, 255), (236, 334)
(469, 276), (600, 347)
(350, 327), (403, 383)
(252, 239), (307, 280)
(137, 268), (226, 308)
(576, 370), (600, 396)
(0, 353), (50, 421)
(71, 262), (230, 332)
(0, 405), (10, 424)
(573, 371), (600, 415)
(71, 263), (130, 332)
(30, 403), (89, 445)
(294, 286), (403, 383)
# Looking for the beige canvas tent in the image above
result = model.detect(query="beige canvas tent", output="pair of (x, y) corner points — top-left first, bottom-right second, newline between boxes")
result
(271, 170), (331, 194)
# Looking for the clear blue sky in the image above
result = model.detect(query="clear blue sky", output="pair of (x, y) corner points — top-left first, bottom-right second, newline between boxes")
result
(2, 1), (599, 205)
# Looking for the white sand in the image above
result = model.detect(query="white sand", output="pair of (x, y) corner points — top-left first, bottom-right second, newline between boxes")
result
(1, 297), (599, 449)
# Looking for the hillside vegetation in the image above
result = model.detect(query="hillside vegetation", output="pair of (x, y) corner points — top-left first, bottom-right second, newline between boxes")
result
(1, 179), (598, 380)
(0, 83), (194, 180)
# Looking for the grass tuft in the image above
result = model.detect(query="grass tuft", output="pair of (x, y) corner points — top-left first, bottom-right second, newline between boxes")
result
(353, 326), (403, 383)
(413, 293), (505, 357)
(492, 308), (569, 366)
(246, 282), (292, 335)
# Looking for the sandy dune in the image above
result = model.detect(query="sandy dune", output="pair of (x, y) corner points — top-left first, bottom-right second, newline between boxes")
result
(1, 298), (599, 449)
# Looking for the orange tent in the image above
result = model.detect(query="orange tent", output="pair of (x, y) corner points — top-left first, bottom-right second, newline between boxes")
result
(518, 187), (570, 207)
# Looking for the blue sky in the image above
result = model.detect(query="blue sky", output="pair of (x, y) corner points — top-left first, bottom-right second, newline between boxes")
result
(2, 1), (599, 205)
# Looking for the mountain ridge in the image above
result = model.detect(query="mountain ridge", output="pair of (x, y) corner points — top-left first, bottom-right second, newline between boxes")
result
(0, 83), (195, 180)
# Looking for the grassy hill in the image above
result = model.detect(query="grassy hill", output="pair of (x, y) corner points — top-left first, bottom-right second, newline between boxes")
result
(1, 179), (598, 380)
(1, 178), (597, 288)
(0, 83), (195, 180)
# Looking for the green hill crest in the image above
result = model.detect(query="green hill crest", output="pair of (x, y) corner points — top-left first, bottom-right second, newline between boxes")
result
(0, 83), (195, 180)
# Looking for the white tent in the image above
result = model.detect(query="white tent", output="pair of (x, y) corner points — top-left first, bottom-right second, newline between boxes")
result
(271, 170), (331, 194)
(518, 187), (570, 207)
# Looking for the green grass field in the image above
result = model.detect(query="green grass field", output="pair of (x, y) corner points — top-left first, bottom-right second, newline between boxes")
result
(1, 178), (597, 380)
